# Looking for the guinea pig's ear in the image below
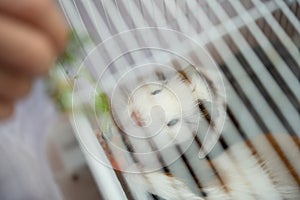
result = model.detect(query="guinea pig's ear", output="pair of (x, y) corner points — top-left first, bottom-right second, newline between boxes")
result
(181, 65), (212, 102)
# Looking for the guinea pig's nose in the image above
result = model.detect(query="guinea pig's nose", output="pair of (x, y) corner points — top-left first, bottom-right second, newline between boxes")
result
(130, 111), (145, 127)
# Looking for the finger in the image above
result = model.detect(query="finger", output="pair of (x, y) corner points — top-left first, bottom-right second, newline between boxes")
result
(0, 0), (69, 53)
(0, 100), (14, 120)
(0, 14), (56, 76)
(0, 68), (32, 100)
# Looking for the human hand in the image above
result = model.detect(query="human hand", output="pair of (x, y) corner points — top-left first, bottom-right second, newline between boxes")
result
(0, 0), (69, 119)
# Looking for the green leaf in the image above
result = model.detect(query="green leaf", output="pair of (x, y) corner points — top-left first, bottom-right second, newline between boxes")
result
(95, 92), (110, 114)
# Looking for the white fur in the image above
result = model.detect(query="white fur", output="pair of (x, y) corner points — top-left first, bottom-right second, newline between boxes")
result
(125, 164), (204, 200)
(123, 136), (300, 200)
(203, 135), (300, 200)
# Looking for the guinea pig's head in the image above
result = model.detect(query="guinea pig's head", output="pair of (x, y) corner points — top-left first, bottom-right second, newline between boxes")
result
(125, 77), (200, 146)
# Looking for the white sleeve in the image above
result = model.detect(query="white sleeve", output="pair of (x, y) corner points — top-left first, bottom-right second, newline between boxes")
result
(0, 80), (63, 200)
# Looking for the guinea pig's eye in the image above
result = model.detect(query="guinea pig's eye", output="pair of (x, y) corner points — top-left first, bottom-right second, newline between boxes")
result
(151, 89), (162, 95)
(167, 118), (179, 127)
